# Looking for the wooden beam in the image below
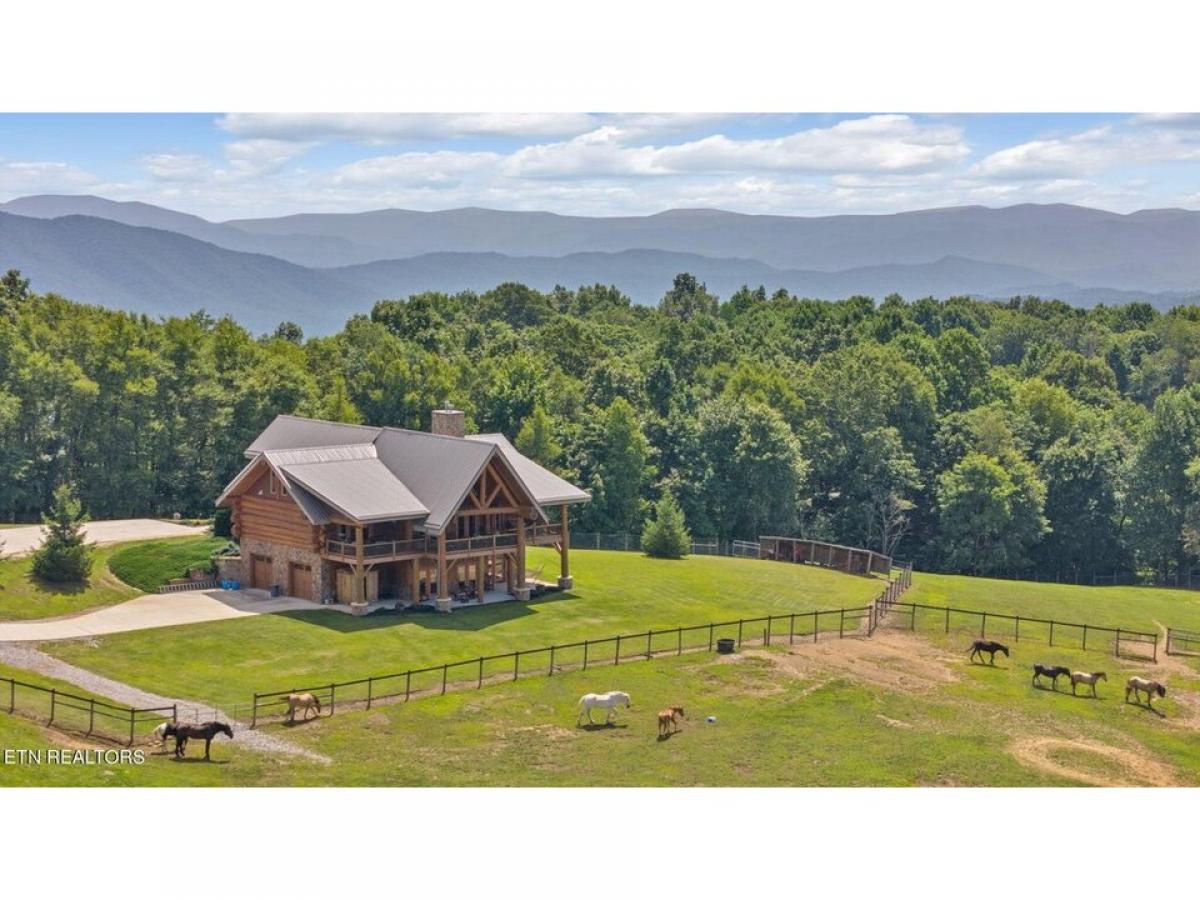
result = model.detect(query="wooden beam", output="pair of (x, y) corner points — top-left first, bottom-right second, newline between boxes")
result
(560, 504), (570, 581)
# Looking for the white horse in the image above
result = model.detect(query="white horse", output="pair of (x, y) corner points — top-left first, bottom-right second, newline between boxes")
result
(149, 722), (171, 747)
(577, 691), (631, 725)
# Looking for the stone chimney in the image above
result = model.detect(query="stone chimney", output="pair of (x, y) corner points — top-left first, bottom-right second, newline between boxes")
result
(431, 405), (465, 439)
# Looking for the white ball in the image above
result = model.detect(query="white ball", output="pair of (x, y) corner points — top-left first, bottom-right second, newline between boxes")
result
(706, 715), (716, 723)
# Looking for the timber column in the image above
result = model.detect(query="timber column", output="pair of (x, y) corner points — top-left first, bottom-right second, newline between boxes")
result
(350, 525), (369, 615)
(514, 516), (530, 601)
(435, 531), (452, 613)
(558, 503), (573, 590)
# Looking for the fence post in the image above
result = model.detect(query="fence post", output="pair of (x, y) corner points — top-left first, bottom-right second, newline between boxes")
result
(513, 652), (521, 681)
(813, 610), (818, 643)
(405, 670), (412, 701)
(766, 616), (772, 647)
(251, 693), (258, 728)
(8, 678), (14, 713)
(677, 627), (683, 656)
(172, 704), (177, 724)
(88, 699), (95, 736)
(790, 613), (796, 645)
(329, 683), (336, 715)
(583, 640), (589, 670)
(49, 689), (56, 726)
(944, 607), (949, 634)
(128, 707), (135, 746)
(1082, 624), (1088, 651)
(1015, 616), (1020, 642)
(615, 636), (621, 665)
(839, 608), (845, 639)
(367, 677), (374, 709)
(737, 619), (744, 648)
(549, 645), (556, 676)
(646, 631), (653, 659)
(1154, 635), (1158, 663)
(708, 624), (714, 652)
(1115, 628), (1122, 658)
(1050, 621), (1055, 647)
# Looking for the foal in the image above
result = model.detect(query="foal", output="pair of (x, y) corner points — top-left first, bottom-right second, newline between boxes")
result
(1070, 671), (1106, 697)
(657, 706), (685, 736)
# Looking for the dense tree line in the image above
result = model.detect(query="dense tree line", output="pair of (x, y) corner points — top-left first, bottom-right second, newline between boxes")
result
(5, 268), (1200, 581)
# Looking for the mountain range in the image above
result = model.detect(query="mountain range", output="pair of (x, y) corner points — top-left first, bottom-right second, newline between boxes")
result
(1, 194), (1197, 334)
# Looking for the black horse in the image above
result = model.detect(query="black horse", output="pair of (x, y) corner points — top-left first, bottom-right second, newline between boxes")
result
(967, 640), (1010, 666)
(165, 721), (234, 760)
(1032, 664), (1072, 691)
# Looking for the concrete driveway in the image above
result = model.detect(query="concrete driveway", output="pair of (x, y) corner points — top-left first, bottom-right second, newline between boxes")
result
(1, 518), (210, 558)
(0, 589), (315, 642)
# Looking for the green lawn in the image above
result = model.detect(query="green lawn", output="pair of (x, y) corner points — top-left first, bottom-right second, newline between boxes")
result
(43, 549), (887, 706)
(6, 628), (1197, 786)
(107, 535), (226, 592)
(0, 544), (141, 621)
(908, 571), (1200, 634)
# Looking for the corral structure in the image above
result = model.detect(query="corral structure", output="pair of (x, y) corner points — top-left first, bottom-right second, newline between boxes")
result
(215, 409), (590, 613)
(759, 536), (891, 576)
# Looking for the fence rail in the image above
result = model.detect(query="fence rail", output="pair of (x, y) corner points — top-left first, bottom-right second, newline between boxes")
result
(877, 600), (1159, 661)
(759, 536), (892, 576)
(1166, 627), (1200, 657)
(249, 575), (916, 727)
(1, 675), (176, 745)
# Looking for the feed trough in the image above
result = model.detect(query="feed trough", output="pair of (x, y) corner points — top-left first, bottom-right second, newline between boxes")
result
(716, 637), (736, 654)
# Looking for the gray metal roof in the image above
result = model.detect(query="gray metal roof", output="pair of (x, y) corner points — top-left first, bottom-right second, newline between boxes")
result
(246, 415), (382, 457)
(279, 457), (428, 523)
(466, 433), (592, 505)
(223, 414), (590, 529)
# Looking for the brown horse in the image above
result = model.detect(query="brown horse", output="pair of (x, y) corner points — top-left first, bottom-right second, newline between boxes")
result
(657, 706), (685, 736)
(285, 692), (322, 723)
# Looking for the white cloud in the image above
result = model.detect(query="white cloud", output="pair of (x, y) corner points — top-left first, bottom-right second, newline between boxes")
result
(0, 159), (104, 195)
(217, 112), (599, 143)
(974, 122), (1200, 180)
(141, 153), (213, 182)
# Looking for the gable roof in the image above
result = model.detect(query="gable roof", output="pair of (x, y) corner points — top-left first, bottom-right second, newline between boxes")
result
(222, 414), (588, 532)
(465, 433), (592, 505)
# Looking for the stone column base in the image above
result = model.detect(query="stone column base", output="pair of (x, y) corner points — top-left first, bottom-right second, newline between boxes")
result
(557, 576), (574, 590)
(514, 587), (531, 602)
(349, 602), (369, 616)
(435, 596), (453, 613)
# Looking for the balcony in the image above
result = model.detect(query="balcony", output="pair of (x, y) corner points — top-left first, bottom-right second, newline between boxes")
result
(323, 523), (561, 562)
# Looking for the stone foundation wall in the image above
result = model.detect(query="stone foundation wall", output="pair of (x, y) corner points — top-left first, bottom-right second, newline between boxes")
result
(240, 537), (332, 602)
(214, 555), (245, 584)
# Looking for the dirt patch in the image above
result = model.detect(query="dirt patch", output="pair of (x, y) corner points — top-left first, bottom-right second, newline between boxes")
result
(876, 714), (913, 729)
(507, 724), (578, 742)
(753, 631), (960, 692)
(1008, 736), (1180, 786)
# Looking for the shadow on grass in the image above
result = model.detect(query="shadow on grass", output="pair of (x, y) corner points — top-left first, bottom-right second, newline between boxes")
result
(1126, 699), (1167, 718)
(576, 722), (628, 732)
(170, 757), (230, 765)
(274, 590), (580, 634)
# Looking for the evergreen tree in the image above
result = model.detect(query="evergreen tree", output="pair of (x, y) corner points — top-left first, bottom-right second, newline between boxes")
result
(31, 484), (93, 583)
(641, 492), (691, 558)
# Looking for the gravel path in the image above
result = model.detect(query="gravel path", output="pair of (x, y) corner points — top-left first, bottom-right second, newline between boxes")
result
(0, 518), (210, 558)
(0, 642), (329, 763)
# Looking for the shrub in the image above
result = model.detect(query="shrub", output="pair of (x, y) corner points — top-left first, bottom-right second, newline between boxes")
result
(31, 484), (93, 583)
(641, 492), (691, 559)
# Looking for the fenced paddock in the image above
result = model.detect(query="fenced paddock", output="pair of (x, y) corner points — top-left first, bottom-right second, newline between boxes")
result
(877, 601), (1158, 661)
(1, 675), (176, 745)
(759, 536), (893, 576)
(249, 578), (915, 728)
(1167, 627), (1200, 656)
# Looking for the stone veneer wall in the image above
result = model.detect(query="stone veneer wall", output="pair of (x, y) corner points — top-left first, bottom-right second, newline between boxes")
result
(239, 536), (333, 602)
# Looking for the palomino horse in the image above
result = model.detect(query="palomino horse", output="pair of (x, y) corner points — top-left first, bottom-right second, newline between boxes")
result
(1032, 664), (1072, 690)
(967, 640), (1010, 666)
(1070, 671), (1106, 697)
(1125, 677), (1167, 708)
(577, 691), (631, 726)
(165, 721), (234, 760)
(285, 692), (322, 723)
(149, 722), (171, 748)
(657, 706), (685, 736)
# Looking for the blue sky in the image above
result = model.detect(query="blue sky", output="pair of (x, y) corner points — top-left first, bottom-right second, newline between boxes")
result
(1, 113), (1197, 219)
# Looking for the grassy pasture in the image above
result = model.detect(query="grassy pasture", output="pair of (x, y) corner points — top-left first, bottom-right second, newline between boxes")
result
(5, 628), (1198, 786)
(42, 548), (887, 704)
(0, 544), (140, 621)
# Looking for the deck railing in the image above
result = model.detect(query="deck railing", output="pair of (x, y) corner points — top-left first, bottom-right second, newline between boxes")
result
(325, 525), (560, 560)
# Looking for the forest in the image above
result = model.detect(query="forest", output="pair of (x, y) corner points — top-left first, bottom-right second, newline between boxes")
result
(3, 267), (1200, 582)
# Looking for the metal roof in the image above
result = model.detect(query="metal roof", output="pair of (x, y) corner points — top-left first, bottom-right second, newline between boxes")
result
(466, 433), (592, 505)
(222, 414), (590, 529)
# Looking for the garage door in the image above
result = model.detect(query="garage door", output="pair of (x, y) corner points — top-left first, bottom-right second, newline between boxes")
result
(289, 563), (313, 601)
(251, 554), (273, 589)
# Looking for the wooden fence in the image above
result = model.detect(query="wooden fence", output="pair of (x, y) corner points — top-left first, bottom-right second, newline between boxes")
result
(876, 601), (1158, 661)
(758, 536), (893, 576)
(1166, 627), (1200, 657)
(1, 675), (176, 745)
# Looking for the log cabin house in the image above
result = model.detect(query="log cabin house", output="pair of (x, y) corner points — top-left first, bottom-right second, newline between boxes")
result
(215, 409), (589, 612)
